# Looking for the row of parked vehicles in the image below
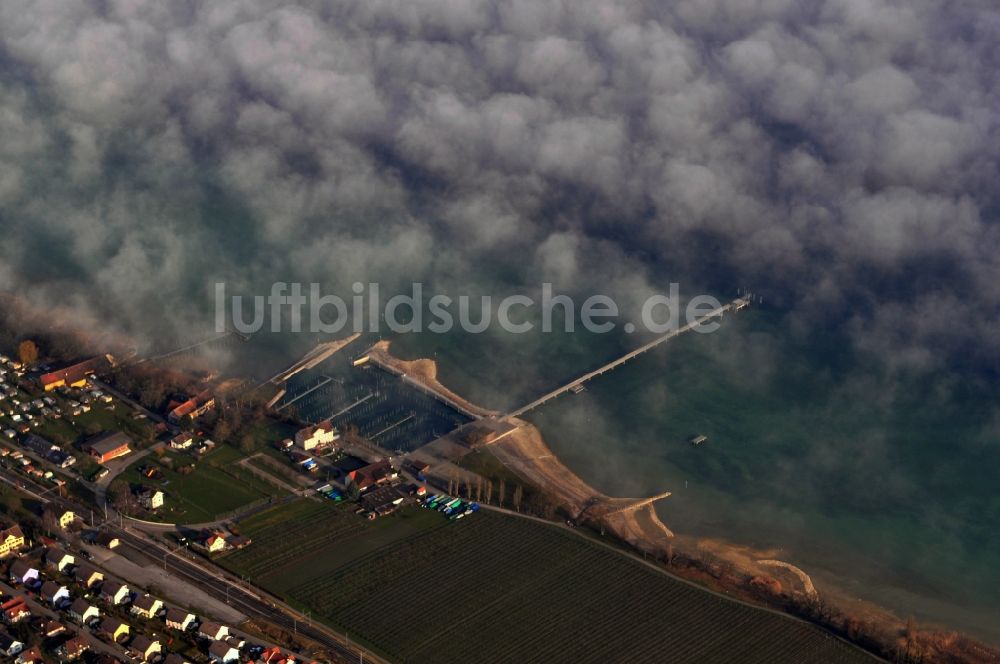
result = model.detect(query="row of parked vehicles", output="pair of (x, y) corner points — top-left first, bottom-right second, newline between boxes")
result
(421, 494), (480, 520)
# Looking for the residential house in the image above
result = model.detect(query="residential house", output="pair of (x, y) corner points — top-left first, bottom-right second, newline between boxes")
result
(95, 532), (120, 549)
(15, 645), (43, 664)
(164, 607), (196, 631)
(1, 598), (30, 624)
(99, 581), (130, 605)
(130, 594), (163, 619)
(42, 619), (67, 638)
(58, 634), (90, 661)
(169, 433), (194, 450)
(164, 654), (193, 664)
(167, 391), (215, 424)
(82, 431), (131, 463)
(259, 646), (294, 664)
(68, 598), (100, 625)
(39, 581), (71, 608)
(208, 641), (239, 664)
(0, 631), (23, 656)
(136, 487), (164, 510)
(294, 420), (338, 451)
(197, 621), (228, 641)
(45, 547), (76, 572)
(43, 508), (77, 530)
(128, 635), (161, 662)
(72, 564), (103, 588)
(0, 524), (26, 557)
(8, 560), (39, 586)
(98, 616), (129, 643)
(196, 532), (228, 554)
(347, 460), (398, 492)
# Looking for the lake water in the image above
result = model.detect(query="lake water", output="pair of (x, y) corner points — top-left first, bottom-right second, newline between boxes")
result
(391, 307), (1000, 643)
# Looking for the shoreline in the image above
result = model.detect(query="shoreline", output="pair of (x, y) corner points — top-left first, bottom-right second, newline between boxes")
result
(378, 341), (1000, 662)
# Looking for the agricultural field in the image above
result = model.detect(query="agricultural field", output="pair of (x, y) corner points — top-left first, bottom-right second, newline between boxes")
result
(220, 504), (874, 663)
(219, 499), (444, 592)
(116, 444), (283, 523)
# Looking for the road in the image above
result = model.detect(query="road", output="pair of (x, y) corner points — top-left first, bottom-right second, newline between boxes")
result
(112, 527), (383, 664)
(0, 467), (382, 664)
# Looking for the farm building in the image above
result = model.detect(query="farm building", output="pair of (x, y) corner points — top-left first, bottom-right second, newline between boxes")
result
(83, 431), (132, 463)
(347, 460), (398, 492)
(167, 391), (215, 423)
(360, 485), (406, 515)
(38, 357), (105, 392)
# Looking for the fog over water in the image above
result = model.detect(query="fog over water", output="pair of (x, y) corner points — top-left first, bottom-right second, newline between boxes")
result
(2, 0), (1000, 642)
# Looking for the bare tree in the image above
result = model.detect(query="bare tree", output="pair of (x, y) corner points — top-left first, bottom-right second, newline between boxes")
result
(475, 476), (483, 502)
(498, 479), (506, 509)
(485, 480), (493, 505)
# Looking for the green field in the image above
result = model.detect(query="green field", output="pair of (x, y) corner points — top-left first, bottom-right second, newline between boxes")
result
(220, 499), (444, 591)
(117, 445), (283, 523)
(220, 502), (874, 664)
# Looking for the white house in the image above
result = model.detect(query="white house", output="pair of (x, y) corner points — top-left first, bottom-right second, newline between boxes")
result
(208, 642), (239, 664)
(294, 420), (338, 451)
(100, 581), (130, 605)
(69, 598), (100, 625)
(198, 622), (228, 641)
(165, 607), (196, 631)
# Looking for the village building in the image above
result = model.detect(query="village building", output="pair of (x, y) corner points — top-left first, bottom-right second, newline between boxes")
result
(165, 607), (196, 631)
(8, 560), (38, 586)
(83, 431), (132, 463)
(68, 598), (100, 625)
(294, 420), (338, 451)
(1, 598), (30, 624)
(38, 357), (104, 392)
(39, 580), (71, 608)
(0, 525), (26, 557)
(98, 617), (129, 643)
(197, 621), (228, 641)
(164, 654), (193, 664)
(136, 486), (164, 510)
(16, 645), (43, 664)
(0, 632), (24, 657)
(130, 595), (163, 619)
(128, 635), (162, 662)
(167, 391), (215, 423)
(44, 547), (75, 572)
(208, 641), (240, 664)
(58, 634), (90, 661)
(73, 563), (103, 588)
(0, 631), (23, 657)
(100, 580), (130, 605)
(169, 432), (194, 449)
(347, 460), (398, 492)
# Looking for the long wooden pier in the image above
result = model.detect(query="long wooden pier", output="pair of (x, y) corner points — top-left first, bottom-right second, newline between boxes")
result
(506, 295), (750, 418)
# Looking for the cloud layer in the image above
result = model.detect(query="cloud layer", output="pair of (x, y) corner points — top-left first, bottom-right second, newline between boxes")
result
(0, 0), (998, 368)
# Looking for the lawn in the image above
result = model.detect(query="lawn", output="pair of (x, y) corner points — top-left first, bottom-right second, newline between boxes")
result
(117, 444), (283, 523)
(221, 507), (875, 664)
